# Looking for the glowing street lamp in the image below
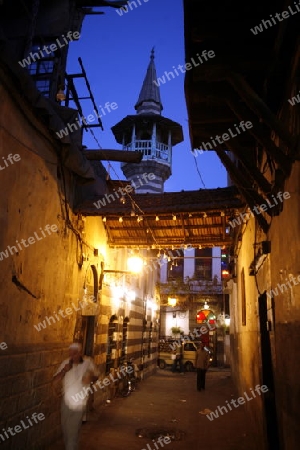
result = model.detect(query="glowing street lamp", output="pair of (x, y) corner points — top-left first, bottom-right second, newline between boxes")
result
(168, 297), (177, 307)
(224, 316), (230, 327)
(127, 255), (143, 274)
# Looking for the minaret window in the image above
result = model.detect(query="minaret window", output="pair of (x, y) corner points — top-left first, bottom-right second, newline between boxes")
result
(140, 131), (152, 140)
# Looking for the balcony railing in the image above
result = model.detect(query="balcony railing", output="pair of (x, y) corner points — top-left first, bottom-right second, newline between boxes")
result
(124, 140), (171, 165)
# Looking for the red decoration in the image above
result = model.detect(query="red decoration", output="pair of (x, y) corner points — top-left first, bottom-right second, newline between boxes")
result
(196, 309), (216, 324)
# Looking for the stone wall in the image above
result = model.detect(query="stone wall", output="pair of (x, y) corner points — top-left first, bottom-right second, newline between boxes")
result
(0, 69), (160, 448)
(229, 56), (300, 450)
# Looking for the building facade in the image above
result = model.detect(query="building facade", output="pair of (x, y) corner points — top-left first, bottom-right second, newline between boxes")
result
(158, 246), (230, 366)
(184, 0), (300, 447)
(0, 2), (158, 448)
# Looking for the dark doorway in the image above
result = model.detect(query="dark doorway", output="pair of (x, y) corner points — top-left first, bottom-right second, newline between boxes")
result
(106, 315), (118, 374)
(258, 292), (280, 450)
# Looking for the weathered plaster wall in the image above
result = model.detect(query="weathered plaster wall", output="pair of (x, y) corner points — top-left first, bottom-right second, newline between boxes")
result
(230, 147), (300, 449)
(264, 161), (300, 449)
(230, 220), (266, 447)
(0, 80), (106, 448)
(229, 40), (300, 448)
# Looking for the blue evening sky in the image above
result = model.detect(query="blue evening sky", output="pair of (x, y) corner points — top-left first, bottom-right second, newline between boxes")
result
(66, 0), (227, 191)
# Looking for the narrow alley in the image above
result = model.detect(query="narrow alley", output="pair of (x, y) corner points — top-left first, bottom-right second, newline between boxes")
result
(49, 368), (259, 450)
(1, 1), (300, 449)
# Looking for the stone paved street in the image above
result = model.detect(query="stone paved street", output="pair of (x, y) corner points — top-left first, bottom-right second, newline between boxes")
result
(49, 368), (261, 450)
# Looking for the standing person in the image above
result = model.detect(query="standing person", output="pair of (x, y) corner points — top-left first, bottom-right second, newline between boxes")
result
(171, 347), (184, 374)
(171, 350), (177, 372)
(53, 343), (99, 450)
(195, 343), (210, 391)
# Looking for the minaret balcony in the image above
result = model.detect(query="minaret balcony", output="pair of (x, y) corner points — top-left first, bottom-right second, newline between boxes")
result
(123, 140), (171, 165)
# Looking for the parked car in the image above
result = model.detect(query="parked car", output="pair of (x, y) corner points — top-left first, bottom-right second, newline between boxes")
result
(158, 340), (198, 371)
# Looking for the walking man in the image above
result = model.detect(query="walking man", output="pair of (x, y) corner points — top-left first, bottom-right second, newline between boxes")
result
(195, 342), (210, 391)
(53, 343), (99, 450)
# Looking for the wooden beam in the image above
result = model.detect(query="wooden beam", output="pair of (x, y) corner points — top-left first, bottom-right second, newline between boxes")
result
(107, 223), (224, 231)
(198, 125), (272, 194)
(83, 150), (142, 163)
(180, 213), (188, 241)
(215, 149), (269, 233)
(227, 72), (296, 150)
(225, 140), (272, 195)
(222, 215), (226, 241)
(107, 238), (232, 247)
(226, 97), (292, 174)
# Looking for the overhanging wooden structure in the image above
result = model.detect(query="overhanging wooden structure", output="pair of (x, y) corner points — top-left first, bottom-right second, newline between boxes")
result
(183, 0), (299, 233)
(74, 186), (245, 248)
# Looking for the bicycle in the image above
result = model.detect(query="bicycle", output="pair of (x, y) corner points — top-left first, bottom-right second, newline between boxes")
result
(117, 359), (138, 397)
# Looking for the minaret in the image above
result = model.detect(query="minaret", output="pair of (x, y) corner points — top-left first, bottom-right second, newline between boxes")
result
(111, 49), (183, 193)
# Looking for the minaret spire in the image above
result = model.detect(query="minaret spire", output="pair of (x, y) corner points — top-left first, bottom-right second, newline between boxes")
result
(111, 50), (183, 193)
(135, 48), (163, 115)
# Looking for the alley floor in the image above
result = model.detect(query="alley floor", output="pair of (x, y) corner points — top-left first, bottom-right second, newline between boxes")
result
(49, 367), (261, 450)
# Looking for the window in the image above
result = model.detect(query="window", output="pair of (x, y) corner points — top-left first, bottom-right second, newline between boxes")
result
(167, 250), (184, 280)
(195, 248), (212, 280)
(184, 343), (196, 351)
(27, 43), (57, 97)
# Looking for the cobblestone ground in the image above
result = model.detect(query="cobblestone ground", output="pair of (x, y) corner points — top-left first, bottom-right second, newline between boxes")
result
(49, 368), (261, 450)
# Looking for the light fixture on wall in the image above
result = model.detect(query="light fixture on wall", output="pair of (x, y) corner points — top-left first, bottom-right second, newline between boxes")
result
(127, 255), (144, 274)
(224, 316), (230, 327)
(249, 241), (271, 276)
(168, 297), (177, 307)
